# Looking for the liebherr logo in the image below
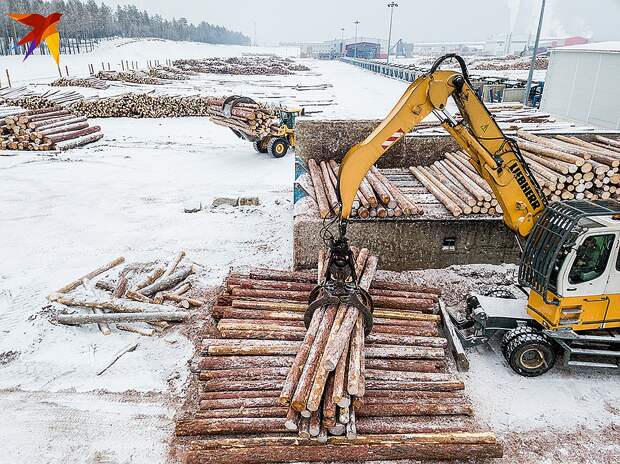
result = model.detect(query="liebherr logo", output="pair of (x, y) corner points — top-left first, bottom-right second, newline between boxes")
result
(508, 161), (541, 210)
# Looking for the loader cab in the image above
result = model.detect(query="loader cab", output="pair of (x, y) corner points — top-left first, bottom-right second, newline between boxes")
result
(520, 200), (620, 331)
(279, 108), (303, 130)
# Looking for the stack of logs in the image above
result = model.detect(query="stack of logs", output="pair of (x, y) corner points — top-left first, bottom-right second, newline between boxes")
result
(51, 77), (110, 89)
(146, 66), (191, 81)
(7, 91), (84, 110)
(410, 153), (502, 217)
(95, 70), (168, 85)
(409, 133), (620, 217)
(1, 105), (103, 151)
(307, 159), (422, 219)
(206, 97), (280, 139)
(50, 252), (204, 336)
(173, 57), (310, 75)
(174, 259), (503, 463)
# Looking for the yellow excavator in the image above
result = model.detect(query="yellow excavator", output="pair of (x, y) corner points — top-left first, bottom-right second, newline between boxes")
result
(310, 54), (620, 377)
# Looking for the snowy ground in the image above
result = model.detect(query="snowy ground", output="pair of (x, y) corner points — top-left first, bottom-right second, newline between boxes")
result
(1, 40), (618, 463)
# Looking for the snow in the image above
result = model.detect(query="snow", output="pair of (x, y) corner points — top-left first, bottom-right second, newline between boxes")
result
(554, 41), (620, 53)
(1, 38), (618, 463)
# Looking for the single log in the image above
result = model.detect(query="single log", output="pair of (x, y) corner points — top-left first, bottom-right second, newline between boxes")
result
(365, 379), (464, 391)
(199, 367), (289, 381)
(332, 336), (351, 407)
(51, 256), (125, 296)
(55, 311), (189, 324)
(162, 250), (186, 278)
(291, 305), (339, 411)
(231, 287), (307, 301)
(195, 355), (293, 371)
(185, 442), (502, 463)
(366, 369), (454, 382)
(163, 292), (204, 307)
(176, 418), (287, 436)
(231, 299), (306, 312)
(195, 407), (288, 419)
(47, 125), (101, 144)
(200, 397), (281, 410)
(115, 323), (156, 336)
(365, 390), (462, 400)
(219, 330), (304, 342)
(367, 332), (446, 348)
(202, 379), (285, 392)
(279, 306), (325, 405)
(133, 266), (166, 291)
(53, 295), (177, 313)
(320, 160), (339, 213)
(347, 315), (365, 397)
(596, 135), (620, 150)
(227, 276), (315, 292)
(55, 132), (103, 151)
(365, 358), (446, 373)
(217, 319), (305, 331)
(370, 294), (435, 312)
(199, 390), (280, 401)
(211, 307), (304, 321)
(308, 159), (330, 218)
(139, 266), (192, 296)
(284, 407), (299, 431)
(372, 280), (441, 295)
(188, 431), (498, 450)
(248, 269), (316, 283)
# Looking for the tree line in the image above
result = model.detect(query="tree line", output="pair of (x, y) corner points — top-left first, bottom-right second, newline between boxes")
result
(0, 0), (250, 56)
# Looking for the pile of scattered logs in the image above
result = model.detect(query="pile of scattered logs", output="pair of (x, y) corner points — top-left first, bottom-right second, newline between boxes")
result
(174, 260), (503, 463)
(173, 56), (310, 75)
(49, 252), (204, 336)
(51, 76), (110, 89)
(95, 70), (168, 85)
(306, 158), (422, 219)
(206, 97), (280, 139)
(1, 105), (103, 151)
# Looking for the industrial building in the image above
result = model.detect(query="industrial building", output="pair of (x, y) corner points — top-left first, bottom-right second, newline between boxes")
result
(541, 41), (620, 130)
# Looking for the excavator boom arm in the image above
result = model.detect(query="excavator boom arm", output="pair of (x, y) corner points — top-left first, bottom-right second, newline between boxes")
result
(337, 55), (546, 238)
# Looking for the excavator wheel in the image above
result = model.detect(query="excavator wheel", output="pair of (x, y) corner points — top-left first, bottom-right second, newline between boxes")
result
(268, 137), (289, 158)
(500, 326), (536, 360)
(253, 139), (268, 154)
(505, 331), (556, 377)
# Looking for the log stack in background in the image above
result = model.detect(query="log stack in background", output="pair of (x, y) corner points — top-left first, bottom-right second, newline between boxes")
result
(1, 105), (103, 151)
(174, 260), (502, 463)
(95, 70), (169, 85)
(51, 76), (110, 89)
(49, 252), (204, 335)
(173, 56), (310, 75)
(307, 158), (422, 219)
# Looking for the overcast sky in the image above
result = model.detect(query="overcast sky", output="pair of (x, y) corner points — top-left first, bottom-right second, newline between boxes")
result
(100, 0), (620, 45)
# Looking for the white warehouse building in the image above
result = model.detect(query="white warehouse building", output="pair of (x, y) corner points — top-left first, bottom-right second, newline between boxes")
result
(541, 42), (620, 130)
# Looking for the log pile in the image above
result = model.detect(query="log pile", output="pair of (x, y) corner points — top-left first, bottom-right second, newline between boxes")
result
(306, 159), (422, 219)
(174, 260), (502, 463)
(1, 105), (103, 151)
(206, 97), (280, 140)
(95, 70), (168, 85)
(146, 66), (191, 81)
(49, 252), (204, 335)
(408, 133), (620, 217)
(51, 77), (110, 89)
(6, 90), (84, 110)
(471, 56), (549, 71)
(173, 56), (310, 75)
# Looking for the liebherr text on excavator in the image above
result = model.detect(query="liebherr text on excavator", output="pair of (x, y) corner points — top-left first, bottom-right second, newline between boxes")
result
(309, 54), (620, 377)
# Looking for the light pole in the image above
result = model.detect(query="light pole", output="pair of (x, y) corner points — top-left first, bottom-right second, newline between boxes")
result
(386, 2), (398, 63)
(340, 28), (345, 55)
(524, 0), (546, 106)
(353, 20), (360, 58)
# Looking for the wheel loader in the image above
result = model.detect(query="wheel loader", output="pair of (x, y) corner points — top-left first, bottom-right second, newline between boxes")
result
(309, 53), (620, 377)
(223, 96), (303, 158)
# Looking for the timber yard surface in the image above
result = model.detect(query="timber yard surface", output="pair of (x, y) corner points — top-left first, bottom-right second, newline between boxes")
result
(1, 36), (619, 464)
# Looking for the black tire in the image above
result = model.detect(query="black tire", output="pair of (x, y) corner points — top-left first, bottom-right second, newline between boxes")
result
(500, 326), (536, 360)
(253, 139), (268, 154)
(268, 137), (289, 158)
(505, 332), (556, 377)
